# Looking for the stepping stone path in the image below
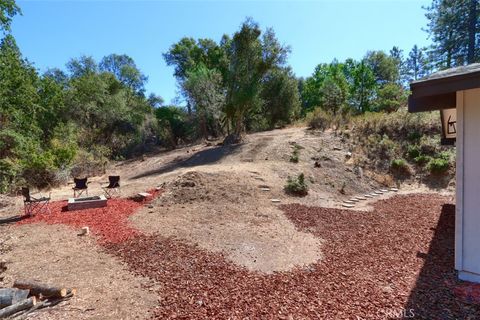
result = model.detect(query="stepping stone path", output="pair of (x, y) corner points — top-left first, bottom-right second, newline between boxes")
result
(271, 199), (281, 203)
(338, 188), (400, 208)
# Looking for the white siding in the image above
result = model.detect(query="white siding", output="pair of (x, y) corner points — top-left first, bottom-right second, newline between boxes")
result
(458, 88), (480, 281)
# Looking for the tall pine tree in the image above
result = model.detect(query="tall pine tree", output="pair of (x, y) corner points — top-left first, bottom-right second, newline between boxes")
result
(425, 0), (479, 68)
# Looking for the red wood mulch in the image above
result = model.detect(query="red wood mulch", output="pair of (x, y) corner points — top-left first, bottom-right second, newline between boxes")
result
(104, 194), (480, 319)
(17, 189), (161, 244)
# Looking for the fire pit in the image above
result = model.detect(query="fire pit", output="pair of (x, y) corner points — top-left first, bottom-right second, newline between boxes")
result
(68, 195), (107, 211)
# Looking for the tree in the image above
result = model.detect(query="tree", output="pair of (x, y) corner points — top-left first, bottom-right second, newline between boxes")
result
(66, 55), (98, 78)
(183, 65), (225, 139)
(99, 54), (147, 94)
(147, 93), (164, 108)
(224, 18), (288, 137)
(0, 0), (20, 33)
(344, 60), (376, 113)
(424, 0), (479, 68)
(373, 82), (407, 112)
(405, 45), (430, 82)
(364, 51), (400, 85)
(261, 68), (301, 128)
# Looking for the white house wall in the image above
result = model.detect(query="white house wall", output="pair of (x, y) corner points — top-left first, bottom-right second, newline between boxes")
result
(457, 88), (480, 283)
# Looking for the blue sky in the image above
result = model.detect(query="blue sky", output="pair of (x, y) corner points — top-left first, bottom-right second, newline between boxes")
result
(12, 0), (431, 104)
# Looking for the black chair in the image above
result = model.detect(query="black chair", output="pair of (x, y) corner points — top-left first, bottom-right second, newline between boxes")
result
(22, 187), (50, 216)
(73, 178), (89, 198)
(102, 176), (120, 198)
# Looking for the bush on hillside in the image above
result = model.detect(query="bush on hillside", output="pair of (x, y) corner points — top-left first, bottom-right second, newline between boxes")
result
(427, 158), (450, 174)
(284, 173), (308, 196)
(306, 108), (333, 131)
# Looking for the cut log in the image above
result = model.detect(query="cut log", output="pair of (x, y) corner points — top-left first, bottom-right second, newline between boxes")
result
(13, 280), (67, 298)
(0, 296), (36, 318)
(0, 288), (29, 308)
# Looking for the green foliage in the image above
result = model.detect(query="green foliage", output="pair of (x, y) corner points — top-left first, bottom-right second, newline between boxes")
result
(224, 19), (289, 136)
(390, 158), (410, 176)
(0, 0), (20, 32)
(306, 108), (333, 131)
(289, 144), (302, 163)
(261, 68), (301, 128)
(284, 173), (308, 196)
(427, 157), (450, 174)
(373, 83), (407, 113)
(424, 0), (479, 67)
(407, 145), (421, 159)
(155, 106), (195, 148)
(183, 64), (225, 138)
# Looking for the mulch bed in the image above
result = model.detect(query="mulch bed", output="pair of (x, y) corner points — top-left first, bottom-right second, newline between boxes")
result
(17, 189), (161, 244)
(15, 192), (480, 319)
(104, 194), (480, 319)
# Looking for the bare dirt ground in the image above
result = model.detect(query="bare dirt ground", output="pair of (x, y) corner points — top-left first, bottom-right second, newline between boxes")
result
(0, 224), (157, 319)
(0, 127), (456, 319)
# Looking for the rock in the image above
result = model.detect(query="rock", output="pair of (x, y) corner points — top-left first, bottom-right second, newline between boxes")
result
(354, 166), (364, 178)
(390, 188), (399, 192)
(342, 203), (355, 208)
(345, 152), (352, 159)
(355, 196), (367, 200)
(343, 200), (355, 204)
(333, 146), (342, 151)
(78, 226), (89, 236)
(271, 199), (281, 203)
(364, 194), (373, 198)
(380, 189), (388, 193)
(314, 161), (321, 168)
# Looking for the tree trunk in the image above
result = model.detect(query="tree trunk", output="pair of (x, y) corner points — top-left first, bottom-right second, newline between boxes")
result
(0, 288), (29, 308)
(467, 0), (478, 64)
(0, 297), (36, 318)
(13, 280), (67, 298)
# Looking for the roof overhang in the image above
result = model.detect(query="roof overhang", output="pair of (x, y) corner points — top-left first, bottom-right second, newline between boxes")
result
(409, 64), (480, 113)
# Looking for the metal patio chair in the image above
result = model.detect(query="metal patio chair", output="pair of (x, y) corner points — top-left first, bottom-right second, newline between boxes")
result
(102, 175), (121, 198)
(72, 177), (90, 198)
(21, 187), (51, 216)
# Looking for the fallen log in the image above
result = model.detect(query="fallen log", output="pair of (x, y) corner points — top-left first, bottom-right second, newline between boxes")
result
(0, 297), (35, 318)
(13, 280), (66, 298)
(0, 288), (29, 308)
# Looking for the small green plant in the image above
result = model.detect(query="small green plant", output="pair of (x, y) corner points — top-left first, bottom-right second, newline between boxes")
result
(414, 154), (430, 165)
(390, 158), (410, 176)
(285, 173), (309, 196)
(427, 158), (450, 174)
(407, 145), (420, 159)
(289, 143), (303, 163)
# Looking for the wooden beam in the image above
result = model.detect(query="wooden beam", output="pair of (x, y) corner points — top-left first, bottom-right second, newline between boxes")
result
(13, 280), (67, 298)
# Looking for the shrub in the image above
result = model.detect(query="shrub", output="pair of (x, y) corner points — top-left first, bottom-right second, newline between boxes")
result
(284, 173), (308, 196)
(290, 152), (299, 163)
(390, 158), (410, 176)
(427, 158), (450, 174)
(306, 107), (333, 131)
(407, 145), (420, 159)
(289, 143), (303, 163)
(414, 154), (431, 165)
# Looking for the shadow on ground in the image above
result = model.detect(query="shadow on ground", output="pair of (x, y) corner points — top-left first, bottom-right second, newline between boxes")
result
(405, 204), (480, 319)
(131, 144), (242, 180)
